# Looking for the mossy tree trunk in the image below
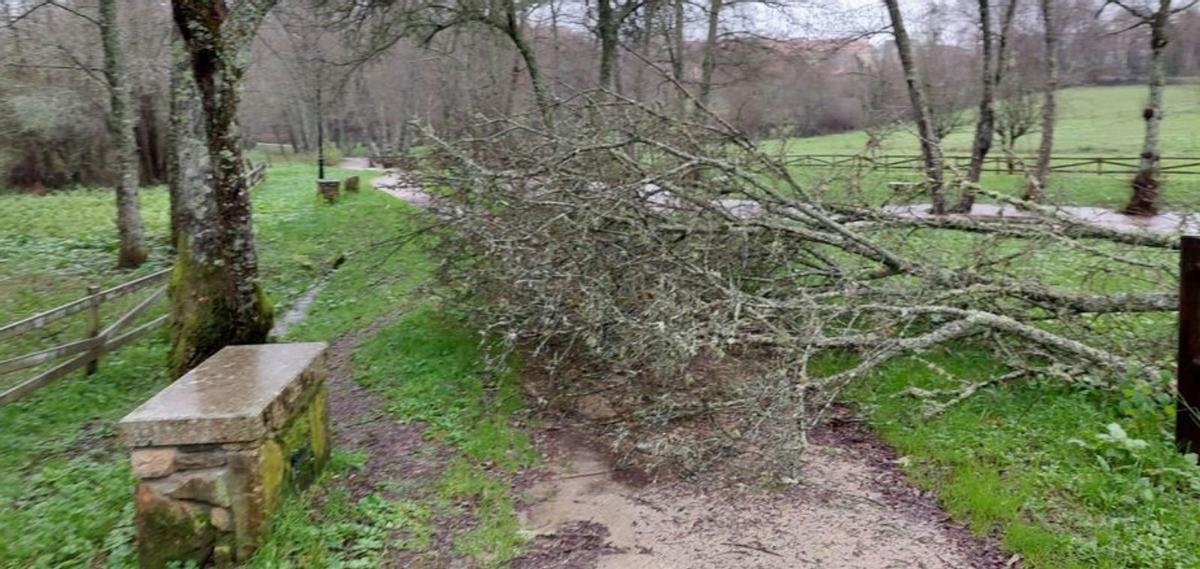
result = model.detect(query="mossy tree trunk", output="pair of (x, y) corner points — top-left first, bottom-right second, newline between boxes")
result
(100, 0), (148, 268)
(168, 0), (277, 375)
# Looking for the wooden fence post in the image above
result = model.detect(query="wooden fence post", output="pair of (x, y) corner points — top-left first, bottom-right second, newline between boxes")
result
(1179, 236), (1200, 452)
(85, 285), (101, 375)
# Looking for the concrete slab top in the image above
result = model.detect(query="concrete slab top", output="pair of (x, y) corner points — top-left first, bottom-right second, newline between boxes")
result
(118, 343), (328, 447)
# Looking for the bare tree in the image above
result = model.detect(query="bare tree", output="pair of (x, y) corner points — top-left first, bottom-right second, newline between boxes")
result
(596, 0), (641, 91)
(422, 89), (1179, 476)
(955, 0), (1019, 213)
(1027, 0), (1058, 201)
(168, 0), (278, 374)
(100, 0), (147, 268)
(697, 0), (723, 109)
(1100, 0), (1192, 216)
(995, 85), (1041, 172)
(883, 0), (946, 214)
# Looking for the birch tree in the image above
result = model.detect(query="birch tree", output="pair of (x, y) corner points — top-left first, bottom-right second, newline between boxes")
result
(1100, 0), (1188, 216)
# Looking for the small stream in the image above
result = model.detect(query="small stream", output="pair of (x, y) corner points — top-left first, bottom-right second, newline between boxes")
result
(270, 278), (328, 339)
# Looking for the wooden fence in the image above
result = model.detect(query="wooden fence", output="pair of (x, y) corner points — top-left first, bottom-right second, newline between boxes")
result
(0, 269), (170, 406)
(0, 162), (268, 407)
(246, 161), (267, 188)
(787, 154), (1200, 177)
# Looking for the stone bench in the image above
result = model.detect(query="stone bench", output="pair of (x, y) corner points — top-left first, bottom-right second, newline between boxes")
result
(118, 343), (330, 568)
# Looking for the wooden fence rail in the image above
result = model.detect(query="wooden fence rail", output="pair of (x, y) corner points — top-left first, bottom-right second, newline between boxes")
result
(786, 154), (1200, 177)
(0, 162), (266, 407)
(246, 161), (267, 189)
(0, 270), (171, 407)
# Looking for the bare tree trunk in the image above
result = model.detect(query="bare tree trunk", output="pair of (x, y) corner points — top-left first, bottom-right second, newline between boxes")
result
(499, 0), (553, 121)
(1028, 0), (1057, 201)
(956, 0), (1018, 213)
(169, 0), (276, 375)
(100, 0), (147, 268)
(697, 0), (723, 111)
(1124, 1), (1171, 216)
(671, 0), (685, 114)
(671, 0), (684, 81)
(883, 0), (946, 214)
(595, 0), (641, 94)
(633, 0), (658, 102)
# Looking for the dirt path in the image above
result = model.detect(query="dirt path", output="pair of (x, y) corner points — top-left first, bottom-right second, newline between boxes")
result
(340, 158), (431, 205)
(511, 414), (1010, 569)
(337, 158), (1013, 568)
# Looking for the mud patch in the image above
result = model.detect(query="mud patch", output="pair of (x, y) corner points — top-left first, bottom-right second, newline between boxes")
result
(512, 521), (621, 569)
(324, 312), (447, 500)
(514, 425), (1011, 569)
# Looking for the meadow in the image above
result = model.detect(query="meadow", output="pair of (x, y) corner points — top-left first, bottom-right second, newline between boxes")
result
(772, 85), (1200, 210)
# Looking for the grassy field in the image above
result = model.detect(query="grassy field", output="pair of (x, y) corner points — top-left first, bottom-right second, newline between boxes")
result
(770, 85), (1200, 210)
(0, 162), (531, 567)
(776, 85), (1200, 156)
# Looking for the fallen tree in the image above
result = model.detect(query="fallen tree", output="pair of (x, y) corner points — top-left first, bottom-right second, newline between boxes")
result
(417, 89), (1181, 478)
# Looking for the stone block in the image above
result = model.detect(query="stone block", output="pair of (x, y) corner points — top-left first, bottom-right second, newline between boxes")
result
(176, 448), (228, 470)
(344, 176), (360, 193)
(210, 507), (232, 532)
(146, 467), (233, 508)
(135, 484), (215, 569)
(131, 448), (177, 479)
(318, 179), (340, 203)
(119, 343), (330, 568)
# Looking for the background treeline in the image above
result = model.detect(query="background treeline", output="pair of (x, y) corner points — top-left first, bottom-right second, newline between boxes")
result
(2, 0), (1199, 190)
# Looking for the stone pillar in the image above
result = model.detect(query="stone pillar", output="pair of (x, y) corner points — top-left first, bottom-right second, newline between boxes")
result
(317, 179), (340, 203)
(343, 175), (360, 193)
(119, 343), (330, 568)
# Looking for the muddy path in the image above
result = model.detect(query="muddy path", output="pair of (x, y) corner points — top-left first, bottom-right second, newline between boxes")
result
(510, 418), (1010, 569)
(336, 158), (1014, 568)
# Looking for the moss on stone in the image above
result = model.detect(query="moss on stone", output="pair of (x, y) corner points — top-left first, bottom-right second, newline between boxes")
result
(135, 485), (215, 569)
(257, 440), (285, 517)
(271, 390), (326, 492)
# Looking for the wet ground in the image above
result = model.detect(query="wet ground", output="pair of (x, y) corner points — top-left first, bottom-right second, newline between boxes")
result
(336, 159), (1014, 568)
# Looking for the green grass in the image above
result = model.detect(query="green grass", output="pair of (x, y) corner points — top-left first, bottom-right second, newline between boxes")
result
(836, 346), (1200, 568)
(0, 160), (532, 567)
(255, 246), (535, 566)
(769, 85), (1200, 209)
(775, 85), (1200, 157)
